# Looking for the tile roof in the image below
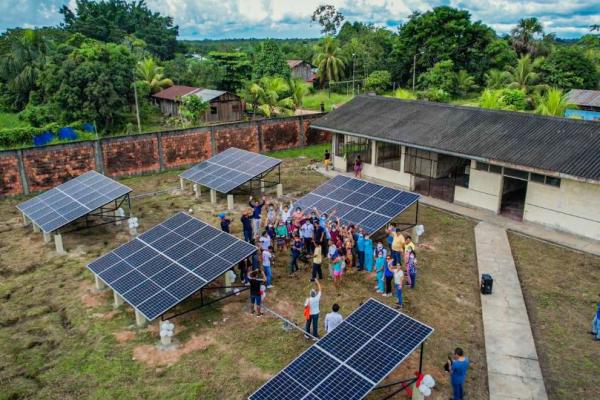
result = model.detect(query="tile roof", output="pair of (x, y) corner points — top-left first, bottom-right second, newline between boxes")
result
(567, 89), (600, 108)
(312, 95), (600, 182)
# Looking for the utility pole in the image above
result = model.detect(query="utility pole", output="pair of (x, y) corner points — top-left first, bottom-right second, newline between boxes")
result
(412, 53), (417, 92)
(133, 83), (142, 134)
(352, 53), (356, 95)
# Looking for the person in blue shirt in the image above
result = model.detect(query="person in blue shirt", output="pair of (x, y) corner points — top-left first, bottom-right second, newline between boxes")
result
(363, 234), (374, 272)
(356, 228), (365, 271)
(249, 195), (266, 239)
(375, 250), (385, 293)
(450, 347), (470, 400)
(218, 213), (231, 233)
(289, 234), (303, 276)
(240, 209), (253, 243)
(592, 293), (600, 341)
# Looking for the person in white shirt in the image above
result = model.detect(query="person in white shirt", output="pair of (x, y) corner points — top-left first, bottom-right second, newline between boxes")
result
(304, 279), (321, 338)
(300, 220), (315, 253)
(392, 263), (404, 308)
(324, 303), (344, 334)
(262, 246), (274, 288)
(259, 231), (271, 251)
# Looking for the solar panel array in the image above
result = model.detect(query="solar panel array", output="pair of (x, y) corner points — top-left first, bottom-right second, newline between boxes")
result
(250, 299), (434, 400)
(293, 175), (419, 234)
(16, 171), (132, 233)
(180, 147), (281, 194)
(86, 212), (256, 321)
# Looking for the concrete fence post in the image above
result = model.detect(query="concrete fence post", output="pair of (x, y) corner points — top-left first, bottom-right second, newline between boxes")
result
(299, 115), (305, 147)
(95, 275), (107, 291)
(16, 149), (30, 195)
(156, 132), (165, 172)
(210, 125), (217, 156)
(210, 189), (217, 204)
(113, 291), (124, 308)
(43, 231), (52, 243)
(257, 120), (264, 153)
(93, 140), (105, 175)
(180, 177), (185, 191)
(227, 194), (234, 210)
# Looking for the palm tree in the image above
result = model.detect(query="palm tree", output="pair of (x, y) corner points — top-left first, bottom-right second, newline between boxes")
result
(135, 58), (173, 94)
(313, 36), (346, 85)
(455, 70), (477, 96)
(536, 88), (573, 117)
(511, 17), (544, 56)
(479, 89), (506, 110)
(239, 81), (265, 119)
(287, 78), (308, 109)
(485, 69), (511, 89)
(259, 76), (294, 117)
(0, 29), (49, 108)
(506, 55), (540, 93)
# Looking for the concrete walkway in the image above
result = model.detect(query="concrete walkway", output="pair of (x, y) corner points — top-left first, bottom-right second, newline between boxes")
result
(475, 222), (548, 400)
(317, 166), (600, 256)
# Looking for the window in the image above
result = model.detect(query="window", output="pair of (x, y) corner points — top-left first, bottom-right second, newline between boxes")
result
(475, 162), (501, 174)
(210, 106), (218, 115)
(545, 177), (561, 187)
(504, 167), (529, 180)
(335, 133), (345, 156)
(530, 173), (545, 183)
(404, 148), (437, 177)
(344, 136), (372, 164)
(376, 142), (401, 171)
(489, 165), (502, 174)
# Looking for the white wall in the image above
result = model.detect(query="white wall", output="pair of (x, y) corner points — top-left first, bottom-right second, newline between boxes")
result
(524, 179), (600, 240)
(362, 142), (412, 189)
(454, 161), (502, 212)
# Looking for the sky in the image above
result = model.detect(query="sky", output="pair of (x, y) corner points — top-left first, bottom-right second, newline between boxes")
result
(1, 0), (599, 39)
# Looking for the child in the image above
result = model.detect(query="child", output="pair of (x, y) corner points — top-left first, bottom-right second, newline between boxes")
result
(248, 269), (266, 316)
(332, 256), (345, 289)
(383, 255), (394, 297)
(219, 213), (231, 233)
(375, 250), (385, 293)
(323, 149), (331, 171)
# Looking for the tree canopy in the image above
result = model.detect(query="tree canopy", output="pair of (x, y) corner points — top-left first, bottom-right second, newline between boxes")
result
(253, 40), (290, 79)
(537, 46), (599, 90)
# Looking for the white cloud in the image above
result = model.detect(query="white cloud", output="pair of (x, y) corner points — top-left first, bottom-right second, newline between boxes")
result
(0, 0), (598, 39)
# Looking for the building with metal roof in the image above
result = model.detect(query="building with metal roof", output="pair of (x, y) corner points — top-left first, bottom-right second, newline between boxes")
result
(312, 95), (600, 240)
(566, 89), (600, 121)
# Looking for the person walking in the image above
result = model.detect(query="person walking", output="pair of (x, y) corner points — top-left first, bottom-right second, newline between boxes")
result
(304, 279), (322, 338)
(383, 255), (394, 297)
(262, 246), (274, 288)
(249, 195), (266, 239)
(592, 293), (600, 341)
(450, 347), (470, 400)
(248, 269), (266, 316)
(241, 209), (254, 243)
(324, 304), (343, 334)
(363, 234), (374, 272)
(406, 248), (417, 289)
(375, 250), (385, 293)
(323, 149), (331, 171)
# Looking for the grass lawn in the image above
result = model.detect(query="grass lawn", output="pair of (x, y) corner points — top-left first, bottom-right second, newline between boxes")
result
(302, 90), (354, 112)
(266, 143), (329, 160)
(509, 234), (600, 400)
(0, 149), (490, 399)
(0, 112), (30, 129)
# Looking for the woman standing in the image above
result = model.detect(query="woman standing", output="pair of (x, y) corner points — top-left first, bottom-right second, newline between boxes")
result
(383, 255), (395, 297)
(363, 234), (374, 272)
(353, 155), (363, 178)
(374, 250), (385, 293)
(406, 249), (417, 289)
(392, 262), (404, 308)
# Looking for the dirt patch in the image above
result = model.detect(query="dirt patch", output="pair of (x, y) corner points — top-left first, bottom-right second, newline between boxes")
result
(114, 330), (136, 343)
(79, 283), (107, 308)
(132, 334), (215, 367)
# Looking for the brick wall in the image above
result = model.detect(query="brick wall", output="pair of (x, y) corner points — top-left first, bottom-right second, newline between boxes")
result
(0, 153), (22, 196)
(0, 113), (326, 196)
(162, 129), (212, 169)
(102, 136), (159, 176)
(305, 118), (331, 145)
(262, 119), (301, 151)
(23, 143), (96, 191)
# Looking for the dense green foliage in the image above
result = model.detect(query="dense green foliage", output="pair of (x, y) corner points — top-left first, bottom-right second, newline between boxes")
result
(538, 46), (598, 90)
(60, 0), (179, 59)
(252, 40), (290, 79)
(365, 70), (391, 94)
(179, 95), (209, 126)
(207, 52), (252, 92)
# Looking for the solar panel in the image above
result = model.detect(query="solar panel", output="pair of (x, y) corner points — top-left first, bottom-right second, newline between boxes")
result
(16, 171), (132, 233)
(180, 147), (282, 194)
(249, 299), (433, 400)
(293, 177), (419, 234)
(86, 212), (257, 321)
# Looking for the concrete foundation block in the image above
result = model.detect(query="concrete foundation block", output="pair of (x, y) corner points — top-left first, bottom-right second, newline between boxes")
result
(227, 194), (234, 210)
(276, 183), (283, 198)
(113, 291), (124, 308)
(135, 309), (147, 327)
(22, 212), (29, 227)
(180, 177), (185, 191)
(33, 224), (40, 233)
(260, 181), (265, 193)
(210, 189), (217, 204)
(193, 184), (201, 199)
(54, 233), (66, 255)
(43, 231), (52, 243)
(95, 275), (107, 291)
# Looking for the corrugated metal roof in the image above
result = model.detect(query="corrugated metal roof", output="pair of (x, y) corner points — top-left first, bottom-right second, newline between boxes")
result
(152, 85), (200, 100)
(312, 95), (600, 182)
(192, 89), (227, 102)
(567, 89), (600, 108)
(287, 59), (304, 69)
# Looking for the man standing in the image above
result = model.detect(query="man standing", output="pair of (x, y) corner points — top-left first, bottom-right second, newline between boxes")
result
(249, 195), (266, 239)
(314, 220), (325, 255)
(248, 269), (266, 317)
(310, 240), (323, 281)
(304, 279), (322, 338)
(300, 219), (315, 254)
(289, 234), (303, 276)
(324, 304), (343, 334)
(241, 209), (253, 243)
(391, 228), (405, 267)
(450, 347), (470, 400)
(262, 246), (274, 288)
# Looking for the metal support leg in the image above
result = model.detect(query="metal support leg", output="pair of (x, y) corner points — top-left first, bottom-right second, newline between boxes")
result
(210, 189), (217, 204)
(227, 194), (234, 210)
(54, 233), (66, 254)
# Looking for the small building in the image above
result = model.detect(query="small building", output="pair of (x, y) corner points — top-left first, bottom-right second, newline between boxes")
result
(287, 60), (316, 82)
(152, 85), (243, 123)
(566, 89), (600, 121)
(312, 95), (600, 241)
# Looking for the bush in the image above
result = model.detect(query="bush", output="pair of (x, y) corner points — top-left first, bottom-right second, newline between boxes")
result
(0, 122), (92, 148)
(500, 89), (526, 110)
(416, 88), (451, 103)
(18, 103), (60, 127)
(365, 70), (392, 94)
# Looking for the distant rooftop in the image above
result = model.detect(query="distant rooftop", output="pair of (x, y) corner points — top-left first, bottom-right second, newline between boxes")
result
(567, 89), (600, 108)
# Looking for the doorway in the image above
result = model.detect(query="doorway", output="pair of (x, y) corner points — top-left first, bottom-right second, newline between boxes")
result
(500, 177), (527, 221)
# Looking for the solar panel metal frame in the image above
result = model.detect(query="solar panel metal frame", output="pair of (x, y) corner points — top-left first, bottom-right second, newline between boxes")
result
(293, 176), (419, 234)
(16, 170), (132, 233)
(249, 298), (434, 400)
(86, 212), (257, 321)
(180, 147), (282, 194)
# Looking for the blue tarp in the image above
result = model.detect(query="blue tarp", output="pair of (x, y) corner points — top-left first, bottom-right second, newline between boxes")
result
(33, 131), (54, 146)
(82, 123), (95, 132)
(58, 127), (78, 140)
(565, 109), (600, 121)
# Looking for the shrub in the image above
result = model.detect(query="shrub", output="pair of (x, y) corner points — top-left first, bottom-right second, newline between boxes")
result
(365, 70), (392, 94)
(500, 89), (526, 110)
(416, 88), (451, 103)
(18, 103), (60, 127)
